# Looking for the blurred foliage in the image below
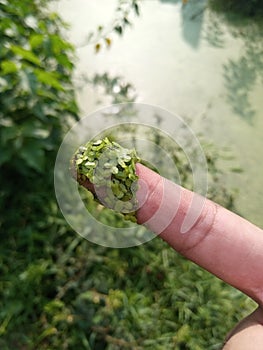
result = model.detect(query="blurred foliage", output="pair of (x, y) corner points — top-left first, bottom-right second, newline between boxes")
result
(0, 0), (257, 349)
(0, 0), (79, 345)
(209, 0), (263, 17)
(0, 0), (78, 165)
(0, 0), (78, 227)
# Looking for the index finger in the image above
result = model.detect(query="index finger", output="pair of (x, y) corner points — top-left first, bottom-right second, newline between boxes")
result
(136, 163), (263, 307)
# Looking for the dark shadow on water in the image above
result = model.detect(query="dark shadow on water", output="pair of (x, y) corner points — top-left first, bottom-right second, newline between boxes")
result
(159, 0), (207, 49)
(158, 0), (263, 123)
(223, 57), (257, 123)
(216, 16), (263, 123)
(181, 0), (206, 48)
(204, 12), (226, 48)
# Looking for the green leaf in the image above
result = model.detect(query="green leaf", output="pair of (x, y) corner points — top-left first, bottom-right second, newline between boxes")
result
(35, 69), (64, 91)
(44, 300), (65, 314)
(10, 45), (41, 66)
(0, 125), (18, 145)
(30, 34), (44, 49)
(114, 26), (123, 35)
(124, 17), (131, 25)
(1, 60), (17, 74)
(20, 68), (38, 93)
(50, 34), (73, 54)
(20, 140), (45, 172)
(37, 327), (58, 343)
(134, 2), (140, 16)
(21, 122), (50, 139)
(0, 147), (12, 166)
(36, 88), (58, 100)
(56, 54), (74, 70)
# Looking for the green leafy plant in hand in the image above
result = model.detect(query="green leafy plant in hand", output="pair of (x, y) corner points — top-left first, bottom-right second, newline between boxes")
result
(72, 137), (141, 223)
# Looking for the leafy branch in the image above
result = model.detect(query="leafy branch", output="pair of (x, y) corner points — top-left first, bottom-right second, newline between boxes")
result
(78, 0), (141, 52)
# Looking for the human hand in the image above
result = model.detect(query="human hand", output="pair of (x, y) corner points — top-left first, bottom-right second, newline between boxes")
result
(75, 154), (263, 348)
(135, 163), (263, 349)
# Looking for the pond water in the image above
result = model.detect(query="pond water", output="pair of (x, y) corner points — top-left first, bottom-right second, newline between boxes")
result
(55, 0), (263, 227)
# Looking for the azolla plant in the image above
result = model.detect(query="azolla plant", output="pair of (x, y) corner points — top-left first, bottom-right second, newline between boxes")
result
(71, 137), (141, 223)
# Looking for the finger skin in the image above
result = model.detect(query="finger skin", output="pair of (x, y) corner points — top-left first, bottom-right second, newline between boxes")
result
(222, 307), (263, 349)
(136, 163), (263, 307)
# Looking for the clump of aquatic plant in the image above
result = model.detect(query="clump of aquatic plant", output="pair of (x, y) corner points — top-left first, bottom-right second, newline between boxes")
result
(72, 137), (141, 222)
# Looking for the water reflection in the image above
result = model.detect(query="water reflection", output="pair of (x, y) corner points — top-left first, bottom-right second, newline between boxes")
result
(216, 17), (263, 123)
(92, 73), (136, 104)
(224, 57), (257, 123)
(57, 0), (263, 226)
(157, 0), (262, 121)
(160, 0), (207, 48)
(204, 12), (225, 48)
(181, 0), (206, 48)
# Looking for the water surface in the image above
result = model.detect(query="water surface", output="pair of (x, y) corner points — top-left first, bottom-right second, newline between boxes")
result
(56, 0), (263, 227)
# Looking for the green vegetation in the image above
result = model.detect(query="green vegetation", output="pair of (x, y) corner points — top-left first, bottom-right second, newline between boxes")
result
(72, 137), (140, 222)
(0, 0), (256, 349)
(209, 0), (263, 17)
